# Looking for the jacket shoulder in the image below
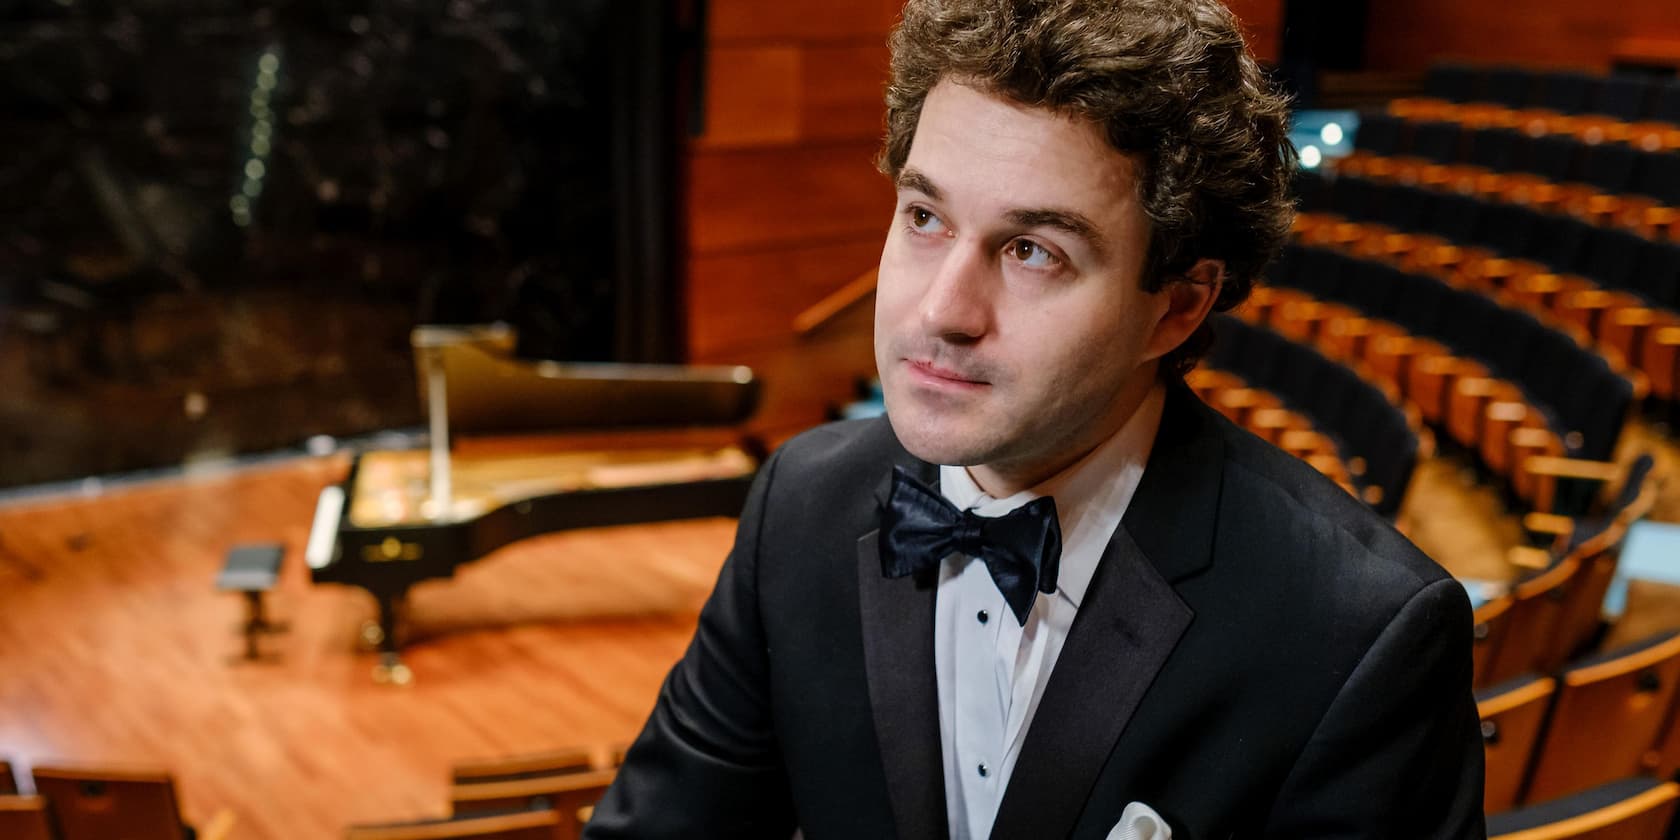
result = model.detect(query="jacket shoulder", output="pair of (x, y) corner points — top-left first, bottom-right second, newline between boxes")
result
(1213, 409), (1449, 594)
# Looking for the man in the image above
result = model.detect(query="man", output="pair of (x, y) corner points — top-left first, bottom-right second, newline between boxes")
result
(586, 0), (1485, 836)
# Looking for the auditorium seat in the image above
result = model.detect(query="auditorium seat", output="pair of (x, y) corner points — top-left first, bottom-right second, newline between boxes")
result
(1591, 75), (1657, 124)
(0, 795), (53, 840)
(1522, 631), (1680, 803)
(1525, 453), (1657, 558)
(31, 763), (232, 840)
(1203, 315), (1419, 515)
(1481, 559), (1582, 688)
(1487, 776), (1680, 839)
(1474, 595), (1516, 689)
(1477, 675), (1557, 813)
(451, 746), (600, 785)
(344, 807), (560, 840)
(449, 768), (616, 840)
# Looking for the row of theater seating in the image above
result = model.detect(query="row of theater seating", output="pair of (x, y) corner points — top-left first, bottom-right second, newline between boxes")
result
(1245, 234), (1632, 516)
(1387, 62), (1680, 151)
(0, 759), (232, 840)
(1468, 454), (1673, 837)
(1297, 169), (1680, 330)
(1338, 113), (1680, 239)
(0, 747), (622, 839)
(1294, 169), (1673, 440)
(345, 745), (623, 840)
(1197, 314), (1420, 518)
(1480, 628), (1680, 815)
(1185, 366), (1359, 498)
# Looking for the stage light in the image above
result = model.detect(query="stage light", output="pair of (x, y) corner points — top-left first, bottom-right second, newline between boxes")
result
(1301, 145), (1322, 169)
(1321, 123), (1343, 146)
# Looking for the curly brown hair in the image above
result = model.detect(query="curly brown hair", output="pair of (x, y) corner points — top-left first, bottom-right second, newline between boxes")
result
(879, 0), (1296, 376)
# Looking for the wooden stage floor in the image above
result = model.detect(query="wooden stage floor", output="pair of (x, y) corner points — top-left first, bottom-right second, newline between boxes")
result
(0, 455), (733, 839)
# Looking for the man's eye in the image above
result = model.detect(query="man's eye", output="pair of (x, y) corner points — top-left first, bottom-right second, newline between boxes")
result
(1008, 239), (1057, 268)
(909, 207), (945, 233)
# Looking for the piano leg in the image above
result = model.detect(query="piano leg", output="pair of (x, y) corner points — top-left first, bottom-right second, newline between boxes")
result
(369, 589), (413, 686)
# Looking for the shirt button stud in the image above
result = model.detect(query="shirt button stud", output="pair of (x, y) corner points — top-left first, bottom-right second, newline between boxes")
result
(977, 762), (989, 778)
(977, 609), (989, 625)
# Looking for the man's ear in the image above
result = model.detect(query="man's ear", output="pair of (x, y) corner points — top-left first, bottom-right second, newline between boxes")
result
(1144, 258), (1224, 362)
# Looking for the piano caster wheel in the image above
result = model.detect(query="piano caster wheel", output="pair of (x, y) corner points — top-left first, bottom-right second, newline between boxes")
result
(360, 621), (385, 649)
(372, 661), (412, 685)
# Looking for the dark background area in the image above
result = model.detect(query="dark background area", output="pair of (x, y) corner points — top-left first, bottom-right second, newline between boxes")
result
(0, 0), (695, 489)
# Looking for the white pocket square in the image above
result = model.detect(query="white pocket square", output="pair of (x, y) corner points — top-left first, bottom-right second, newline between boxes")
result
(1104, 801), (1171, 840)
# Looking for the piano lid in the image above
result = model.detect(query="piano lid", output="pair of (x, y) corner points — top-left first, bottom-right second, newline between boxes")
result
(346, 445), (758, 528)
(412, 325), (760, 436)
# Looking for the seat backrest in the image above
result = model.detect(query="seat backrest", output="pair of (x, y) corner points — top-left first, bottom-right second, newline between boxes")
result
(1409, 120), (1462, 164)
(1650, 79), (1680, 125)
(1484, 559), (1581, 687)
(1636, 150), (1680, 207)
(1592, 75), (1654, 122)
(1482, 66), (1536, 109)
(1474, 595), (1517, 689)
(0, 759), (16, 795)
(1527, 211), (1593, 276)
(452, 747), (598, 786)
(345, 808), (560, 840)
(1474, 201), (1541, 258)
(0, 795), (55, 840)
(1477, 675), (1557, 813)
(1577, 143), (1638, 194)
(1525, 135), (1582, 182)
(451, 768), (618, 840)
(1531, 70), (1598, 115)
(1424, 62), (1479, 102)
(1579, 226), (1646, 294)
(1353, 111), (1404, 156)
(1292, 169), (1330, 213)
(1524, 631), (1680, 803)
(1543, 545), (1621, 674)
(1488, 776), (1679, 839)
(1633, 240), (1680, 312)
(31, 764), (188, 840)
(1420, 190), (1484, 243)
(1568, 359), (1633, 464)
(1466, 127), (1525, 172)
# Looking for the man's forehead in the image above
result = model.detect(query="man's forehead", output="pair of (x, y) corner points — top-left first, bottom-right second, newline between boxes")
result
(899, 82), (1142, 221)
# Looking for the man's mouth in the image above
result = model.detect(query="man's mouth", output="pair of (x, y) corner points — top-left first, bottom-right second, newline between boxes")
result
(906, 359), (988, 388)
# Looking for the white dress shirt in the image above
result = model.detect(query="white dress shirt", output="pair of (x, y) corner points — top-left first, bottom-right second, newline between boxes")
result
(934, 385), (1165, 840)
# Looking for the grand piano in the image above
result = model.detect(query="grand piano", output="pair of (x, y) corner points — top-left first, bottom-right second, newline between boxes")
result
(305, 324), (764, 683)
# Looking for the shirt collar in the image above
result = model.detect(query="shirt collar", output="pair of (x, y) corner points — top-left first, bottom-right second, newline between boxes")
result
(938, 383), (1165, 609)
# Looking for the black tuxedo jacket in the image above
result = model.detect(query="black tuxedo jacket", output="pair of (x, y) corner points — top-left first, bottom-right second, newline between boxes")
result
(585, 384), (1486, 839)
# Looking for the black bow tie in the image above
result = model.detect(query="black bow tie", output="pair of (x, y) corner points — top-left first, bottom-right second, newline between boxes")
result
(879, 466), (1062, 625)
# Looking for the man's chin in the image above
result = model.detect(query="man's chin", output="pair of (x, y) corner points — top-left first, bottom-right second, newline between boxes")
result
(885, 412), (991, 467)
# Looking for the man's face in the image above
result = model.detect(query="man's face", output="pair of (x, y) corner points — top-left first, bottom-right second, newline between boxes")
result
(874, 80), (1171, 487)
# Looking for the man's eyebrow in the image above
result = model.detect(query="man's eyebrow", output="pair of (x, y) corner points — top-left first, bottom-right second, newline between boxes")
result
(895, 168), (943, 201)
(1006, 207), (1109, 259)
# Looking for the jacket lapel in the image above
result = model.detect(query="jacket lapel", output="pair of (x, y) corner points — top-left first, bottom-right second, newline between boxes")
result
(858, 458), (949, 840)
(988, 383), (1225, 838)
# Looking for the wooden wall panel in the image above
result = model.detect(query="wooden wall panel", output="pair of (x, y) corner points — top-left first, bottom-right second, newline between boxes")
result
(1364, 0), (1680, 72)
(687, 142), (892, 255)
(698, 44), (890, 150)
(1225, 0), (1283, 65)
(708, 0), (905, 42)
(688, 240), (884, 360)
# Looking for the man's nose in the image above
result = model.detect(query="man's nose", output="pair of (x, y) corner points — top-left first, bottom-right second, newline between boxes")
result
(918, 243), (992, 342)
